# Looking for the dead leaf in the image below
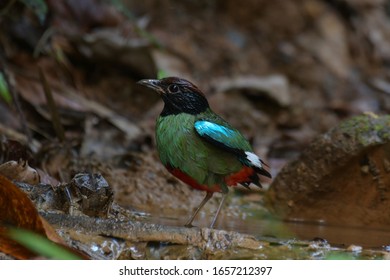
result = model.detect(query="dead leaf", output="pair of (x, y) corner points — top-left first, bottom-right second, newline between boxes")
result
(0, 174), (46, 259)
(211, 75), (291, 107)
(0, 138), (37, 163)
(0, 174), (82, 259)
(0, 126), (41, 153)
(0, 160), (40, 184)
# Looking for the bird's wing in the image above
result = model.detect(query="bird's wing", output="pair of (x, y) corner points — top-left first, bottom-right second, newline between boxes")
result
(194, 120), (270, 178)
(194, 120), (247, 153)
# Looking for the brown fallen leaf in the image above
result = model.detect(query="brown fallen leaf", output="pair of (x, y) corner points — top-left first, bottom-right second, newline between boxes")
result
(0, 174), (46, 259)
(0, 174), (84, 259)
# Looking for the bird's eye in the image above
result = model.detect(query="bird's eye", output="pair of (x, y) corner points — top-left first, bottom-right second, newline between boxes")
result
(168, 84), (179, 93)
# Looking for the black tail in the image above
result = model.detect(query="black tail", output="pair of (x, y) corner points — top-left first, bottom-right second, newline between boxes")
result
(254, 166), (272, 178)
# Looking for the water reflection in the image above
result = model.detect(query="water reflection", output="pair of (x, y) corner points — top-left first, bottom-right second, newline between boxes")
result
(149, 211), (390, 249)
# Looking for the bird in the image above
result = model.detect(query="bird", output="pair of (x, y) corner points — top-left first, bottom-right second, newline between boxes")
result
(137, 77), (271, 228)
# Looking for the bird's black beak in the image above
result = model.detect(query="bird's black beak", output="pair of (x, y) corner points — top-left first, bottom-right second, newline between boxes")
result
(137, 79), (164, 95)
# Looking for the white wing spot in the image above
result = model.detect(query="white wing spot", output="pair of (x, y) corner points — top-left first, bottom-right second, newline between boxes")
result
(245, 151), (262, 168)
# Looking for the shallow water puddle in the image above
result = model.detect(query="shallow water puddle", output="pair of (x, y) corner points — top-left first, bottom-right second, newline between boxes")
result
(149, 212), (390, 250)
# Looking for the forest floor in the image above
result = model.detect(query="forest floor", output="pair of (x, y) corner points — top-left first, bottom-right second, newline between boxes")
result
(1, 0), (390, 259)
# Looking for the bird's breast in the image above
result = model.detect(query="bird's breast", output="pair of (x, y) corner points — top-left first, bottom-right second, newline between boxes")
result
(156, 114), (196, 166)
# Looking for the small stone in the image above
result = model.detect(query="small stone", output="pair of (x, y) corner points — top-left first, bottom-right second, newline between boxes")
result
(69, 173), (114, 217)
(346, 244), (362, 252)
(361, 165), (370, 174)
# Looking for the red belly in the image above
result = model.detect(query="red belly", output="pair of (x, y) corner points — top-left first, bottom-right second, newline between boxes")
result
(166, 165), (255, 193)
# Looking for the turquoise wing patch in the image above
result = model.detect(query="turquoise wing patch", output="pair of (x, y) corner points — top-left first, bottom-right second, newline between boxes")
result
(194, 120), (247, 151)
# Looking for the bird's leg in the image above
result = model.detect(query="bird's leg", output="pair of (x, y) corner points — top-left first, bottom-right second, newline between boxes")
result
(184, 191), (213, 228)
(209, 192), (228, 229)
